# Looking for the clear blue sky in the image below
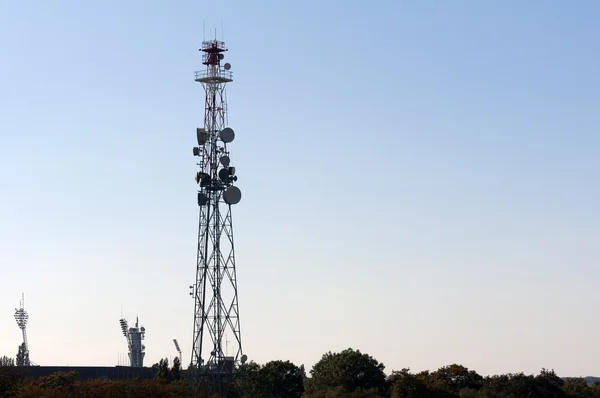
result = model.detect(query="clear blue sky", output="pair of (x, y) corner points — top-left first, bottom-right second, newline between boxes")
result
(1, 0), (599, 377)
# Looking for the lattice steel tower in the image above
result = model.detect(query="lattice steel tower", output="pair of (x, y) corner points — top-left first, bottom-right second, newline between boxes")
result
(190, 39), (246, 386)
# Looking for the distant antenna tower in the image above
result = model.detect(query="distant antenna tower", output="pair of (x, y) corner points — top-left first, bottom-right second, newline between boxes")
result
(14, 293), (30, 366)
(173, 339), (182, 364)
(119, 316), (146, 367)
(190, 38), (247, 391)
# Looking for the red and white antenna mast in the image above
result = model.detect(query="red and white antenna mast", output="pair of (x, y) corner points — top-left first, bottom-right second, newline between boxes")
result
(190, 38), (247, 393)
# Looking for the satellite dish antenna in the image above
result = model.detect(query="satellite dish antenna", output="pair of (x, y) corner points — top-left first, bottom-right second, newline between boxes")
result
(218, 54), (225, 60)
(241, 354), (248, 364)
(220, 127), (235, 143)
(224, 63), (231, 70)
(223, 186), (242, 205)
(218, 168), (230, 182)
(220, 155), (230, 167)
(195, 172), (210, 187)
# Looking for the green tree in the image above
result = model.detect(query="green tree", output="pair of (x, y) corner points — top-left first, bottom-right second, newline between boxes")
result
(478, 372), (559, 398)
(238, 360), (304, 398)
(240, 360), (262, 396)
(257, 360), (304, 398)
(429, 364), (483, 394)
(458, 387), (480, 398)
(0, 356), (15, 367)
(171, 356), (182, 381)
(15, 344), (28, 367)
(157, 358), (170, 380)
(563, 377), (595, 398)
(309, 385), (381, 398)
(0, 366), (28, 397)
(389, 368), (432, 398)
(589, 382), (600, 397)
(305, 348), (386, 396)
(535, 368), (566, 397)
(17, 371), (79, 397)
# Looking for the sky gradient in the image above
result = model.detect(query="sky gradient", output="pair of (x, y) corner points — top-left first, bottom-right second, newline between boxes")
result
(1, 0), (599, 377)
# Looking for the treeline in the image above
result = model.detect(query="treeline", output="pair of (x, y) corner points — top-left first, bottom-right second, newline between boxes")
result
(1, 344), (29, 367)
(1, 347), (599, 397)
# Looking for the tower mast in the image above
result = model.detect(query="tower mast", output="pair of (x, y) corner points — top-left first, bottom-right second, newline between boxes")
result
(14, 293), (30, 366)
(119, 315), (146, 368)
(191, 39), (246, 392)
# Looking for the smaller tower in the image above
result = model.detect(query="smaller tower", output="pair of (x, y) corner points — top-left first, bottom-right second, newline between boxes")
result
(14, 293), (30, 366)
(119, 316), (146, 368)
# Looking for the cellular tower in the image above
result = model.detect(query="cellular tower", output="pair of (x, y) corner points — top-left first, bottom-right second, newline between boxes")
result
(190, 38), (246, 388)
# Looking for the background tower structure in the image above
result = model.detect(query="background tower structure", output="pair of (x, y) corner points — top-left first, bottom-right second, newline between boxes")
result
(191, 39), (246, 390)
(173, 339), (182, 364)
(119, 316), (146, 368)
(14, 293), (30, 366)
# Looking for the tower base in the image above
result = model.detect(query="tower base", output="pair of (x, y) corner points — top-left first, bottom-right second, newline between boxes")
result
(188, 364), (246, 398)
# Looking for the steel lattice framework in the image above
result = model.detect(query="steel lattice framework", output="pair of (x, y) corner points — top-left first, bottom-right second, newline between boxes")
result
(191, 39), (244, 390)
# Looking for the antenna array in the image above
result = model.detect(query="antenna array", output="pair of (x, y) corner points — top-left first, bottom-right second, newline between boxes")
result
(190, 38), (247, 394)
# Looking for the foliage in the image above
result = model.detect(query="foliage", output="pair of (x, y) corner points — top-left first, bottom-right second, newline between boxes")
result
(3, 349), (600, 397)
(0, 366), (29, 397)
(15, 344), (28, 367)
(157, 357), (171, 380)
(387, 367), (600, 398)
(303, 384), (381, 398)
(243, 360), (305, 398)
(563, 378), (596, 398)
(172, 356), (182, 380)
(388, 368), (433, 398)
(428, 364), (484, 395)
(0, 356), (15, 367)
(305, 348), (386, 396)
(13, 371), (204, 398)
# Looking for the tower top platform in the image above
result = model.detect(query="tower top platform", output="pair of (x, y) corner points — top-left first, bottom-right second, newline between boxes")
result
(200, 40), (227, 53)
(195, 69), (233, 83)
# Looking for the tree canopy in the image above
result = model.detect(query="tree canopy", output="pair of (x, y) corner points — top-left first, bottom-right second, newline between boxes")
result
(2, 347), (600, 397)
(15, 344), (28, 367)
(304, 348), (386, 396)
(244, 359), (305, 398)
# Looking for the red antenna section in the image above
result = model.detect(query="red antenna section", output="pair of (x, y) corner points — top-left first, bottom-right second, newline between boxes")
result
(195, 40), (232, 84)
